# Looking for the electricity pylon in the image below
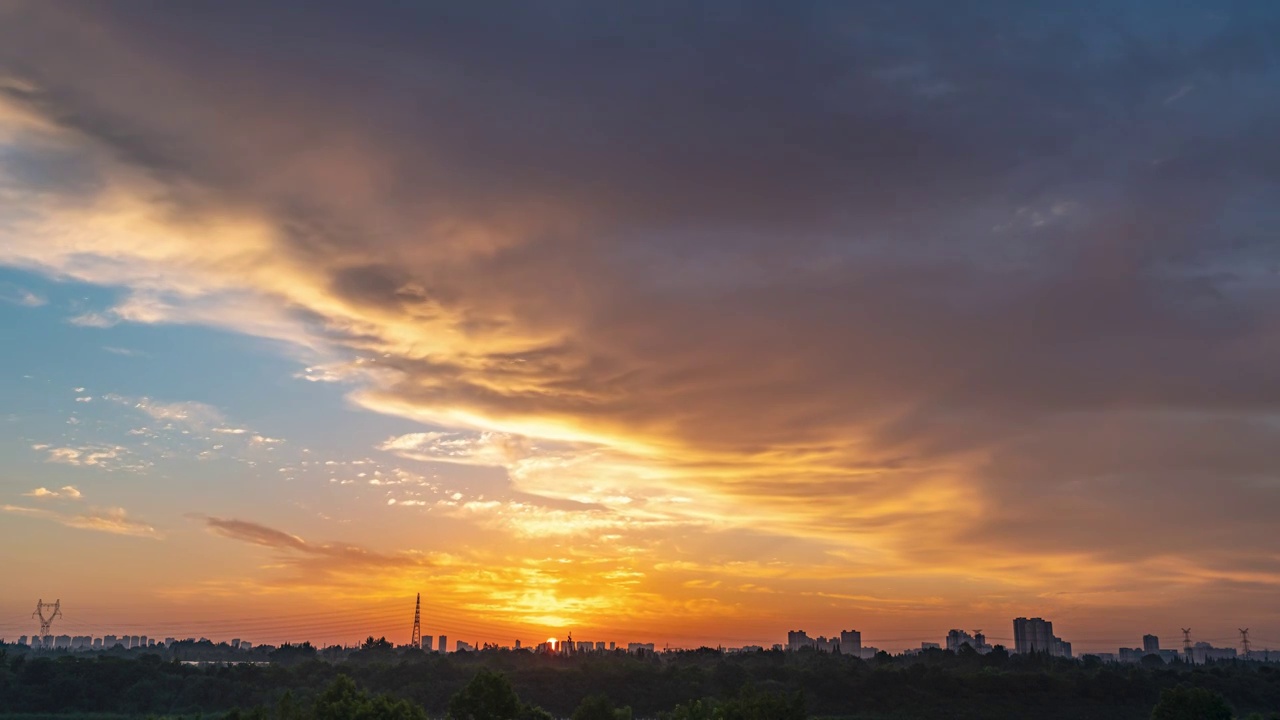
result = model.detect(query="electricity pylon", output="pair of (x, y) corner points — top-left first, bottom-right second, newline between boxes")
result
(33, 599), (62, 639)
(410, 593), (422, 648)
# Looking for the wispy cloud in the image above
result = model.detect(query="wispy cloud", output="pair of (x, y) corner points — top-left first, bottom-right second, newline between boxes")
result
(0, 281), (45, 307)
(41, 444), (124, 467)
(194, 515), (421, 586)
(68, 311), (118, 328)
(24, 485), (82, 500)
(2, 504), (159, 538)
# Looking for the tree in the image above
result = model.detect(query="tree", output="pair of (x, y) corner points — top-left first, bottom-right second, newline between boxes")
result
(718, 687), (805, 720)
(572, 694), (631, 720)
(447, 669), (523, 720)
(658, 699), (717, 720)
(1150, 687), (1232, 720)
(313, 674), (426, 720)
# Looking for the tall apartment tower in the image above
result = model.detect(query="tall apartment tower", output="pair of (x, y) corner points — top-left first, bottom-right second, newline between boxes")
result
(1143, 634), (1159, 654)
(786, 630), (813, 652)
(438, 635), (448, 653)
(1013, 618), (1054, 654)
(840, 630), (862, 656)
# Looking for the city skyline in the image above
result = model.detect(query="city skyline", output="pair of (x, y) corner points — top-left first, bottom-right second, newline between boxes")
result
(5, 596), (1276, 659)
(3, 1), (1280, 649)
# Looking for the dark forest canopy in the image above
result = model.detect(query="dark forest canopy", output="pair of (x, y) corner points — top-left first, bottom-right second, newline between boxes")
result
(2, 642), (1279, 719)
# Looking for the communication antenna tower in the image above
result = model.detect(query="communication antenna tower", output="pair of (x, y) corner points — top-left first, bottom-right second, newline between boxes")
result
(1239, 629), (1251, 658)
(32, 599), (62, 638)
(410, 593), (422, 648)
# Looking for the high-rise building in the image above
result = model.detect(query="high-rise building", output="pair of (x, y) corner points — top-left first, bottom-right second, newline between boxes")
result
(1143, 634), (1159, 654)
(946, 629), (993, 654)
(840, 630), (862, 656)
(787, 630), (814, 652)
(1013, 618), (1052, 654)
(438, 635), (447, 653)
(1013, 618), (1071, 657)
(947, 629), (974, 652)
(422, 635), (434, 652)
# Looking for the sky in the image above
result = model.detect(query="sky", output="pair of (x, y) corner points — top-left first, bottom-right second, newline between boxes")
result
(1, 0), (1279, 654)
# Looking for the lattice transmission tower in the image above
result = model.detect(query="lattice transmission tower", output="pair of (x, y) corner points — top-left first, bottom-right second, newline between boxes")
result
(1240, 628), (1251, 658)
(410, 593), (422, 648)
(33, 598), (62, 639)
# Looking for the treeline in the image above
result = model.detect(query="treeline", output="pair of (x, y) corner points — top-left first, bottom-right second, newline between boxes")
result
(2, 641), (1280, 719)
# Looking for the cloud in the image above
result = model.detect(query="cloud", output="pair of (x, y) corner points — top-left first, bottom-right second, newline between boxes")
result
(103, 393), (225, 428)
(2, 0), (1280, 632)
(68, 311), (117, 328)
(0, 281), (45, 306)
(23, 485), (82, 500)
(102, 345), (143, 356)
(195, 515), (426, 588)
(2, 504), (158, 538)
(42, 445), (123, 467)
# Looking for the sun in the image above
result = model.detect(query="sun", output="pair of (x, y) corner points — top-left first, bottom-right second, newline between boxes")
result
(547, 637), (557, 645)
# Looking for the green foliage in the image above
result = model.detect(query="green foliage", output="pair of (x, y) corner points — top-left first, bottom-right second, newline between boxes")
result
(312, 674), (425, 720)
(658, 688), (803, 720)
(447, 669), (523, 720)
(571, 693), (632, 720)
(1149, 686), (1232, 720)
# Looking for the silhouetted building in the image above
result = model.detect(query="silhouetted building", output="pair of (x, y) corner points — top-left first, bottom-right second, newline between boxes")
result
(1143, 634), (1159, 653)
(1119, 647), (1145, 663)
(946, 629), (991, 653)
(438, 635), (447, 653)
(1013, 617), (1071, 657)
(787, 630), (814, 652)
(1190, 642), (1236, 664)
(422, 635), (433, 652)
(841, 630), (862, 656)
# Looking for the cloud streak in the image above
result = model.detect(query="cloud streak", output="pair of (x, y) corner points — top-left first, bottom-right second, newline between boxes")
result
(2, 504), (158, 538)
